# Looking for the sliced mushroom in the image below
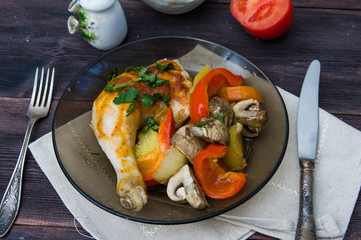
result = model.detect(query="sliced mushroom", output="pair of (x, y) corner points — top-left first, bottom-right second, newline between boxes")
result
(209, 96), (234, 127)
(233, 99), (267, 137)
(189, 117), (230, 145)
(171, 124), (208, 164)
(167, 164), (209, 210)
(242, 125), (262, 138)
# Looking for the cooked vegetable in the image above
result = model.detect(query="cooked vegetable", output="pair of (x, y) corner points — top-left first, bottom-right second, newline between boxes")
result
(167, 164), (208, 209)
(153, 146), (188, 184)
(189, 117), (230, 145)
(218, 86), (263, 103)
(135, 128), (162, 185)
(223, 123), (247, 171)
(189, 68), (244, 123)
(157, 106), (175, 153)
(193, 144), (247, 199)
(209, 96), (234, 127)
(233, 99), (267, 137)
(171, 124), (208, 164)
(230, 0), (294, 40)
(190, 64), (210, 94)
(233, 99), (267, 133)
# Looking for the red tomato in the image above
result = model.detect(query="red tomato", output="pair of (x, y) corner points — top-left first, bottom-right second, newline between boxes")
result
(230, 0), (294, 40)
(193, 144), (247, 199)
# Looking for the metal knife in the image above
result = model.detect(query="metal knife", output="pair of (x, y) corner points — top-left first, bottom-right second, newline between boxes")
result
(295, 60), (321, 240)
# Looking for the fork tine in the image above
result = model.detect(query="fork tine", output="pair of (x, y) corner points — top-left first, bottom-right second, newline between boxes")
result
(29, 68), (39, 106)
(40, 68), (50, 107)
(35, 67), (45, 107)
(45, 68), (55, 109)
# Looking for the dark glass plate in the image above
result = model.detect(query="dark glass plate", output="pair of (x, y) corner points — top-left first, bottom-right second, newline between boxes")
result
(52, 36), (288, 224)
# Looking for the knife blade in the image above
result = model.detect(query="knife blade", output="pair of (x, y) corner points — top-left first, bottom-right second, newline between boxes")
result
(295, 60), (320, 240)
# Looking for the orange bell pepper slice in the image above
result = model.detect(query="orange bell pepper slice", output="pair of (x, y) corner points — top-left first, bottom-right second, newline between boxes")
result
(190, 68), (244, 123)
(193, 144), (247, 199)
(218, 86), (264, 103)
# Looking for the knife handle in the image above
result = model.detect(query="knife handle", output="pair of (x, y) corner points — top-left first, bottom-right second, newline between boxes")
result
(295, 159), (316, 240)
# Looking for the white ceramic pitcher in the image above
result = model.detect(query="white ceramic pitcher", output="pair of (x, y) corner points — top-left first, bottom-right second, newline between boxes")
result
(67, 0), (127, 50)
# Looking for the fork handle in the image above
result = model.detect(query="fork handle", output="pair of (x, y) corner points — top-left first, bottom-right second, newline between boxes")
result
(0, 118), (36, 237)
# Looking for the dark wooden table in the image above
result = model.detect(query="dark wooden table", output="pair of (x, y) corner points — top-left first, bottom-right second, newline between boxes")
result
(0, 0), (360, 239)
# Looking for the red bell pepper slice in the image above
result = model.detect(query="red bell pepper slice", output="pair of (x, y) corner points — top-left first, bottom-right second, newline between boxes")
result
(158, 106), (175, 153)
(194, 144), (247, 199)
(190, 68), (244, 123)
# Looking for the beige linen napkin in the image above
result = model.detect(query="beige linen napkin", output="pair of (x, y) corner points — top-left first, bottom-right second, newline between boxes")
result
(29, 87), (361, 240)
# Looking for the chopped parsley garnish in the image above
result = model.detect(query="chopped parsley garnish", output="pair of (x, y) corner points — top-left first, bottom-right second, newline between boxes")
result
(126, 100), (138, 116)
(90, 152), (101, 156)
(107, 66), (169, 91)
(143, 73), (169, 88)
(144, 117), (159, 132)
(156, 62), (174, 72)
(80, 153), (90, 165)
(103, 66), (119, 82)
(104, 84), (115, 92)
(125, 66), (144, 73)
(213, 114), (224, 123)
(112, 87), (169, 116)
(113, 87), (139, 104)
(141, 93), (169, 108)
(194, 119), (213, 127)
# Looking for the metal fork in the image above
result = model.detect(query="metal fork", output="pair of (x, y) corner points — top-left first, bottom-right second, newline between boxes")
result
(0, 67), (55, 237)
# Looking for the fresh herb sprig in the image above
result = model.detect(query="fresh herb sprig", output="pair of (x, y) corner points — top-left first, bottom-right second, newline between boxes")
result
(143, 117), (159, 132)
(194, 114), (224, 128)
(156, 62), (174, 72)
(194, 119), (213, 127)
(112, 87), (169, 116)
(105, 66), (169, 92)
(103, 66), (119, 82)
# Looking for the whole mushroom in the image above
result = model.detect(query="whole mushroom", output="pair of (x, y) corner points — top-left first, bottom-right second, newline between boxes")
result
(189, 117), (230, 145)
(209, 96), (234, 127)
(233, 99), (267, 137)
(171, 124), (208, 164)
(167, 164), (208, 209)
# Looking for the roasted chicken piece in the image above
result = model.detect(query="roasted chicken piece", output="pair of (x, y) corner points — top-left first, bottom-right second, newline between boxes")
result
(91, 59), (191, 211)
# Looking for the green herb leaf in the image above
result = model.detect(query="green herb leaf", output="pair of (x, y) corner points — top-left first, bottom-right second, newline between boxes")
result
(104, 84), (115, 92)
(194, 119), (213, 127)
(80, 153), (90, 165)
(213, 114), (224, 123)
(125, 66), (144, 73)
(126, 100), (138, 116)
(138, 67), (151, 77)
(141, 93), (169, 108)
(143, 73), (169, 88)
(113, 87), (139, 104)
(103, 66), (119, 82)
(142, 126), (150, 133)
(90, 152), (101, 156)
(112, 77), (142, 91)
(144, 117), (159, 132)
(156, 62), (175, 72)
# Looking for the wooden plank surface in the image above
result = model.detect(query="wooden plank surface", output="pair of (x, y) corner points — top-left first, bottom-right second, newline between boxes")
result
(0, 0), (360, 239)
